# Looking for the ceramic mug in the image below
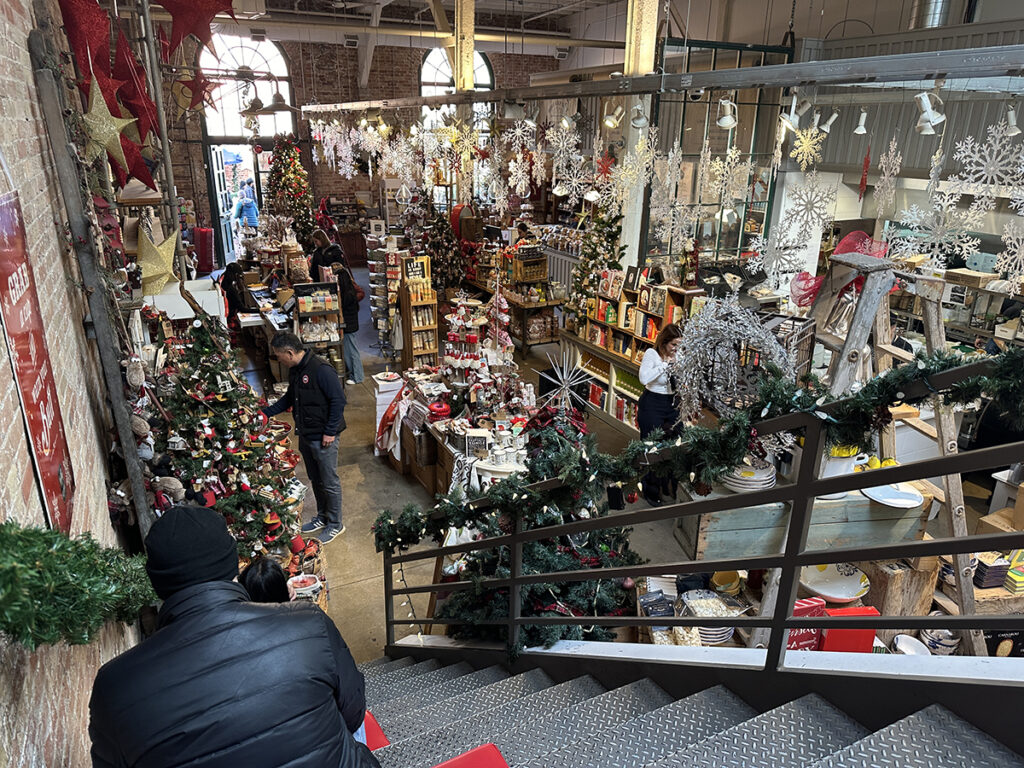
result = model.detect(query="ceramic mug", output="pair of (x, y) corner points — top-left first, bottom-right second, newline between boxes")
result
(819, 453), (869, 500)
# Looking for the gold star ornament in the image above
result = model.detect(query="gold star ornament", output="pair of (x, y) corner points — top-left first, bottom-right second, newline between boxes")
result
(139, 229), (179, 295)
(82, 76), (136, 170)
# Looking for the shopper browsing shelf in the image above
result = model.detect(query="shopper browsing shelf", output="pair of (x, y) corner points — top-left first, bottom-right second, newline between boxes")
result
(637, 323), (683, 506)
(89, 506), (379, 768)
(310, 228), (345, 281)
(262, 332), (348, 542)
(331, 262), (365, 385)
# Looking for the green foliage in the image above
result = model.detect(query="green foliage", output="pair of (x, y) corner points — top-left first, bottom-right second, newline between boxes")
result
(564, 207), (624, 320)
(423, 201), (464, 293)
(0, 521), (155, 650)
(266, 135), (316, 245)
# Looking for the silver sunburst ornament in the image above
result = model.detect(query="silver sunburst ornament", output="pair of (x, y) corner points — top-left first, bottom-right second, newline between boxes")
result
(538, 350), (591, 418)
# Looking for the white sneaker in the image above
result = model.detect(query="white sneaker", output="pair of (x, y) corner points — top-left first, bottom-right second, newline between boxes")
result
(346, 379), (356, 385)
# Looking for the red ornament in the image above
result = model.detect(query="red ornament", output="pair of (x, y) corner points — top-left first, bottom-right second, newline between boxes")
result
(625, 490), (639, 504)
(157, 0), (236, 57)
(859, 145), (871, 201)
(621, 577), (635, 590)
(113, 30), (157, 141)
(253, 144), (263, 155)
(57, 0), (111, 78)
(290, 534), (306, 554)
(595, 150), (615, 180)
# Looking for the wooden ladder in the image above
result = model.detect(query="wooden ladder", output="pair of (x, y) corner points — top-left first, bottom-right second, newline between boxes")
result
(808, 253), (985, 656)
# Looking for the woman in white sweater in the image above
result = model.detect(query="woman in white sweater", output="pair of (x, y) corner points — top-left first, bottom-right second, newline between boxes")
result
(637, 323), (683, 505)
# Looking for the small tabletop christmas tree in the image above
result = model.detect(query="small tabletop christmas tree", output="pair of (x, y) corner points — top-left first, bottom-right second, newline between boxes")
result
(423, 202), (465, 294)
(267, 135), (316, 246)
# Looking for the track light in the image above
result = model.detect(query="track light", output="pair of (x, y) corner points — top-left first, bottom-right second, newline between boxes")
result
(1007, 105), (1021, 137)
(914, 91), (945, 133)
(524, 102), (538, 128)
(716, 98), (737, 130)
(780, 94), (812, 133)
(820, 110), (839, 134)
(915, 113), (936, 135)
(853, 108), (868, 135)
(359, 115), (368, 127)
(630, 104), (649, 129)
(603, 105), (625, 129)
(811, 110), (822, 130)
(560, 113), (578, 131)
(410, 123), (419, 136)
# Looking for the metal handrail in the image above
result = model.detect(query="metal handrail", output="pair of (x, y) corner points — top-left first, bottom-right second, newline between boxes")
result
(382, 358), (1024, 667)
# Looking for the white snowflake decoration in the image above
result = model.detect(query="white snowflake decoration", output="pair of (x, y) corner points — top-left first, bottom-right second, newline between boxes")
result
(531, 149), (547, 188)
(695, 139), (712, 203)
(554, 155), (590, 208)
(547, 124), (580, 179)
(948, 121), (1023, 206)
(789, 127), (825, 171)
(509, 152), (531, 198)
(748, 229), (804, 276)
(890, 195), (983, 269)
(503, 120), (536, 154)
(785, 170), (837, 236)
(875, 136), (902, 217)
(705, 145), (752, 203)
(770, 123), (785, 174)
(997, 218), (1024, 295)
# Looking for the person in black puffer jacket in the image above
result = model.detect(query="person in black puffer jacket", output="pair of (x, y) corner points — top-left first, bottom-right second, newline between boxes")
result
(310, 229), (345, 281)
(89, 506), (379, 768)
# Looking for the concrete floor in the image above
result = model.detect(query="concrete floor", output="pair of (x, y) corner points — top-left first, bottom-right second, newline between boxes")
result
(241, 268), (685, 662)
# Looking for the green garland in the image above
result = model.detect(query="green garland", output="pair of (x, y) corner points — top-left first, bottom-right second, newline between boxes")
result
(0, 521), (155, 650)
(373, 346), (1024, 651)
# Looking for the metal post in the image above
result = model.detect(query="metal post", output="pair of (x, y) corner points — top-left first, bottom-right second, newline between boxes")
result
(137, 0), (187, 276)
(29, 46), (156, 539)
(509, 509), (524, 653)
(764, 413), (824, 670)
(383, 549), (396, 647)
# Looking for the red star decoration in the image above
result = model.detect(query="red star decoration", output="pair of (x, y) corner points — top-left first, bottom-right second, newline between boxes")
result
(536, 121), (552, 145)
(178, 70), (220, 111)
(156, 0), (236, 56)
(595, 151), (615, 180)
(110, 135), (157, 191)
(113, 30), (157, 141)
(57, 0), (111, 76)
(859, 145), (871, 201)
(474, 145), (491, 161)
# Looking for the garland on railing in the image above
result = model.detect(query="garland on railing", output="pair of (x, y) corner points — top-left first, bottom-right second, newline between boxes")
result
(373, 347), (1024, 651)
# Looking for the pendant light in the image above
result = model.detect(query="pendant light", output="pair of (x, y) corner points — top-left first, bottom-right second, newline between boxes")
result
(603, 105), (625, 129)
(1007, 105), (1021, 137)
(560, 113), (578, 131)
(552, 181), (569, 197)
(395, 184), (412, 207)
(583, 188), (601, 203)
(630, 104), (649, 129)
(716, 98), (737, 130)
(853, 108), (868, 135)
(780, 94), (812, 133)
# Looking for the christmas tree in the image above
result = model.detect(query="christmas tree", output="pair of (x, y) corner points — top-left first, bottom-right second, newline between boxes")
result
(564, 207), (625, 324)
(266, 135), (316, 245)
(152, 315), (305, 563)
(422, 202), (465, 294)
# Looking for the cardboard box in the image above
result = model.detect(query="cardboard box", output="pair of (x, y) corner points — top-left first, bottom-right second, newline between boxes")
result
(944, 268), (997, 289)
(820, 606), (879, 653)
(243, 271), (261, 286)
(995, 318), (1020, 341)
(788, 597), (825, 650)
(976, 507), (1017, 536)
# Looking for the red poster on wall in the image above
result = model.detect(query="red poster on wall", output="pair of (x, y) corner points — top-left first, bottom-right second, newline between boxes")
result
(0, 191), (75, 531)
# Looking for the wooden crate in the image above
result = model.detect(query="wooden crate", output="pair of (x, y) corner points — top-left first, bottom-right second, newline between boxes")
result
(857, 559), (940, 645)
(674, 492), (932, 561)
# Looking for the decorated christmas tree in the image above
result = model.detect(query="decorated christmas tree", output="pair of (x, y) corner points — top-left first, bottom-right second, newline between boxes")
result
(152, 315), (305, 562)
(266, 135), (316, 245)
(564, 207), (625, 323)
(423, 202), (465, 294)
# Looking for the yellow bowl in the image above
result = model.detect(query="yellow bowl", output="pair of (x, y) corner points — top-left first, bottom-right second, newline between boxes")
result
(711, 570), (740, 593)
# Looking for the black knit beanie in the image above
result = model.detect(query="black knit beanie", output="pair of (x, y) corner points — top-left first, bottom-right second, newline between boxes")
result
(145, 506), (239, 599)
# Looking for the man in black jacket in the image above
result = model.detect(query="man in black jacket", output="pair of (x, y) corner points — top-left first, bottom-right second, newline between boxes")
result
(263, 332), (348, 542)
(89, 506), (379, 768)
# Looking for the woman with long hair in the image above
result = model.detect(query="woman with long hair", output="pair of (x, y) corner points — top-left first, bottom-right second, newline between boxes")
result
(637, 323), (683, 505)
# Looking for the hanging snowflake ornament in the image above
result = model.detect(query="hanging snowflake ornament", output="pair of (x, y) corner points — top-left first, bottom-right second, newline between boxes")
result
(948, 120), (1023, 207)
(749, 228), (804, 279)
(784, 170), (837, 237)
(668, 291), (794, 420)
(789, 126), (825, 171)
(547, 123), (580, 179)
(875, 136), (902, 217)
(890, 194), (983, 269)
(553, 155), (590, 208)
(509, 152), (532, 198)
(503, 120), (536, 154)
(705, 145), (752, 204)
(997, 218), (1024, 295)
(770, 123), (786, 175)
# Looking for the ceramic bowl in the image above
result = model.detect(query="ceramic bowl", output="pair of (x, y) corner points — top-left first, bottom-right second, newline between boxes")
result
(893, 634), (932, 656)
(799, 563), (870, 603)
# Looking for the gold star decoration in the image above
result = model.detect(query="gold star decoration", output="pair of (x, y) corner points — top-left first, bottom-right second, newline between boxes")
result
(82, 76), (136, 170)
(139, 229), (179, 295)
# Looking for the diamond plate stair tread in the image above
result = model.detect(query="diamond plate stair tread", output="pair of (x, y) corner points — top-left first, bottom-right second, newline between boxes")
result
(357, 657), (391, 673)
(366, 662), (473, 708)
(364, 659), (441, 700)
(515, 685), (757, 768)
(380, 668), (554, 744)
(370, 665), (509, 722)
(360, 656), (413, 679)
(494, 678), (673, 766)
(644, 694), (869, 768)
(806, 704), (1024, 768)
(374, 675), (607, 768)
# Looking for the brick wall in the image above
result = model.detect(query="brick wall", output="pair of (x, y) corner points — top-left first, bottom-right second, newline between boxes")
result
(169, 42), (560, 227)
(0, 1), (137, 765)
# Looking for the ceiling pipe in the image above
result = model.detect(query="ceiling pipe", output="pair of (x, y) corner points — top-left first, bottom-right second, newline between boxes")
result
(908, 0), (952, 30)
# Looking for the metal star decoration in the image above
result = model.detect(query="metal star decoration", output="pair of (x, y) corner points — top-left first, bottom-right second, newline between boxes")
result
(82, 75), (135, 169)
(139, 229), (179, 295)
(538, 350), (591, 416)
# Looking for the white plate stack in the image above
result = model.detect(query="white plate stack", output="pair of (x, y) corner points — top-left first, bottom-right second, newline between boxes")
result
(721, 457), (777, 494)
(681, 589), (741, 646)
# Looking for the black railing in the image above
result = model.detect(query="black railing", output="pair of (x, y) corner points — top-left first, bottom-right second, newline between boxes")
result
(382, 357), (1024, 669)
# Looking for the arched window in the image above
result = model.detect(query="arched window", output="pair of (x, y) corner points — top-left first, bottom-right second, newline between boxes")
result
(420, 48), (493, 129)
(200, 35), (294, 138)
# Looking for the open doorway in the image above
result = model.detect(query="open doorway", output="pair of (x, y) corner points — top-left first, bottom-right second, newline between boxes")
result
(208, 143), (261, 263)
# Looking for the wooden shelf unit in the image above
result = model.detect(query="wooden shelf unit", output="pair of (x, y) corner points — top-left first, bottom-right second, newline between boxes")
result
(292, 281), (345, 375)
(399, 276), (439, 369)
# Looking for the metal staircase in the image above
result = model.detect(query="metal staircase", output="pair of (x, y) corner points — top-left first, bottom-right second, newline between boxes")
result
(357, 657), (1024, 768)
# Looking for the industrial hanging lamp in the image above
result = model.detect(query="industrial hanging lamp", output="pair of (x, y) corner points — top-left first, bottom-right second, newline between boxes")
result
(853, 108), (868, 135)
(603, 105), (625, 129)
(630, 104), (649, 129)
(1007, 104), (1021, 137)
(780, 94), (812, 133)
(716, 98), (737, 129)
(820, 109), (839, 134)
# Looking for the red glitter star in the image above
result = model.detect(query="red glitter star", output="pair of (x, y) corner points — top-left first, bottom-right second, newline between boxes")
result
(113, 31), (157, 141)
(595, 150), (615, 180)
(178, 70), (220, 111)
(57, 0), (111, 76)
(156, 0), (236, 57)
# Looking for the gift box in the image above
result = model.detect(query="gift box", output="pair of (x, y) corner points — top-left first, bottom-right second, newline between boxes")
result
(788, 597), (825, 651)
(820, 605), (879, 653)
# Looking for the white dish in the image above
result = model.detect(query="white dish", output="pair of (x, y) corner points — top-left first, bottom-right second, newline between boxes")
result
(893, 634), (932, 656)
(860, 482), (925, 509)
(800, 563), (870, 603)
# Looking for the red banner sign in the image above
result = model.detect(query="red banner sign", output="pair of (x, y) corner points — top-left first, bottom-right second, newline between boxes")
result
(0, 191), (75, 531)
